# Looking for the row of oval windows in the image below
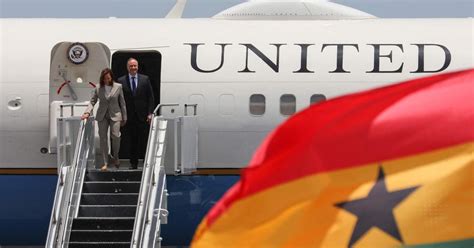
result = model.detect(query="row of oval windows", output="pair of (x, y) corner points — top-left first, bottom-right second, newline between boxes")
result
(250, 94), (326, 116)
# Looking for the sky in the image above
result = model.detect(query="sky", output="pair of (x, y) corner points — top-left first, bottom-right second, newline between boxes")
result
(0, 0), (473, 18)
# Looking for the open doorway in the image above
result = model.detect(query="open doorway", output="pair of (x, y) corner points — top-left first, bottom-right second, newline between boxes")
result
(111, 51), (161, 160)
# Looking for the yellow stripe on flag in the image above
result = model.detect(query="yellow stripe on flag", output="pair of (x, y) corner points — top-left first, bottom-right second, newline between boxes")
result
(194, 142), (474, 247)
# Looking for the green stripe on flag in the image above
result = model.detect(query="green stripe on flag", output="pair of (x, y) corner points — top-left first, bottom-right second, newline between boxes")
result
(403, 239), (474, 248)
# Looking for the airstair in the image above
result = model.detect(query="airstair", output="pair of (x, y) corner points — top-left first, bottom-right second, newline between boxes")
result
(67, 170), (142, 247)
(46, 103), (199, 248)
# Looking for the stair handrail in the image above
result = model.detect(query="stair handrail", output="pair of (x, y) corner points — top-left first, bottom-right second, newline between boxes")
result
(132, 103), (199, 247)
(132, 116), (168, 248)
(144, 120), (169, 247)
(61, 117), (95, 245)
(46, 117), (95, 248)
(46, 117), (86, 248)
(153, 103), (198, 116)
(153, 103), (180, 116)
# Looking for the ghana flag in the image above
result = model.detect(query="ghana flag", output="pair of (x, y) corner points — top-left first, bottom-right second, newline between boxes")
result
(192, 69), (474, 248)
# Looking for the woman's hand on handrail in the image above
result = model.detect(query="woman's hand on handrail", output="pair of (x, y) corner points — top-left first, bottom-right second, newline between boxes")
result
(81, 112), (90, 120)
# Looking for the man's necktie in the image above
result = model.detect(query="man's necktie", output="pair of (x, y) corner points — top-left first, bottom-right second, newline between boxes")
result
(131, 76), (136, 94)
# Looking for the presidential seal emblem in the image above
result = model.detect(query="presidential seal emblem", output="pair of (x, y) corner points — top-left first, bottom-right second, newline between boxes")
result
(67, 43), (88, 64)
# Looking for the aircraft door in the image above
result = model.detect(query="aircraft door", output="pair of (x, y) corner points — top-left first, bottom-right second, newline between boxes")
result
(50, 42), (111, 104)
(48, 42), (111, 154)
(111, 51), (162, 161)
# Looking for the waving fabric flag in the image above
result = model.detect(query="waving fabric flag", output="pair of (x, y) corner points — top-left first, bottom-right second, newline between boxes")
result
(192, 69), (474, 248)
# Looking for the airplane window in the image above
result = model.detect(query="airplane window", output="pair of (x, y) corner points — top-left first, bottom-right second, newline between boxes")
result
(310, 94), (326, 104)
(280, 94), (296, 116)
(250, 94), (265, 115)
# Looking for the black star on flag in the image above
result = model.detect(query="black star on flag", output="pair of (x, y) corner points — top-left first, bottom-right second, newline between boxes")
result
(336, 167), (419, 247)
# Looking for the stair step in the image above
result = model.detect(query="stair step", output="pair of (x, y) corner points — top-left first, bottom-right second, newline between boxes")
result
(69, 230), (132, 242)
(68, 242), (130, 248)
(81, 193), (139, 205)
(78, 205), (137, 217)
(72, 217), (135, 230)
(82, 182), (140, 193)
(85, 170), (142, 182)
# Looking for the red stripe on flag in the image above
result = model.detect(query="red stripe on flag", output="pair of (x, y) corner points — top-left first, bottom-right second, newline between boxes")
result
(206, 69), (474, 227)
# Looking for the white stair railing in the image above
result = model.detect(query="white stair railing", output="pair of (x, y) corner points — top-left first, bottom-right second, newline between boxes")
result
(132, 103), (199, 247)
(132, 116), (168, 248)
(46, 117), (95, 248)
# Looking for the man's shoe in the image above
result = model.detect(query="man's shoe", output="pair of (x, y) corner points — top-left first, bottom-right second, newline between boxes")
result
(112, 158), (120, 169)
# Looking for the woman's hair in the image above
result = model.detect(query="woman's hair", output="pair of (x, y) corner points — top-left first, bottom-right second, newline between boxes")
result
(99, 68), (114, 87)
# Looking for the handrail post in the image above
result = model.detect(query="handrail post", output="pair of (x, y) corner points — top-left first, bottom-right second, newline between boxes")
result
(184, 103), (198, 116)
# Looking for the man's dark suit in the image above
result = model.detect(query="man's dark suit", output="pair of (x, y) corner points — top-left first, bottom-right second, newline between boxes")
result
(118, 73), (155, 168)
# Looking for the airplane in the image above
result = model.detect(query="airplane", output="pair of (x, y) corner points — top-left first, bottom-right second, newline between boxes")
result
(0, 0), (472, 246)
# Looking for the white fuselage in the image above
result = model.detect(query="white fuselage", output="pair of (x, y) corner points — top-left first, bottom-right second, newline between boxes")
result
(0, 18), (473, 168)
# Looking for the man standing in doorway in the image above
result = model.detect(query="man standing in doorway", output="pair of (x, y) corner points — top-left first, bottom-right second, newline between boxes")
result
(118, 58), (155, 169)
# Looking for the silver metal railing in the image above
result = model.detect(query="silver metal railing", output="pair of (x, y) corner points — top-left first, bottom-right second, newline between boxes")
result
(154, 103), (199, 175)
(131, 117), (168, 248)
(49, 102), (90, 155)
(154, 103), (197, 116)
(58, 102), (89, 118)
(46, 117), (95, 248)
(131, 103), (199, 247)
